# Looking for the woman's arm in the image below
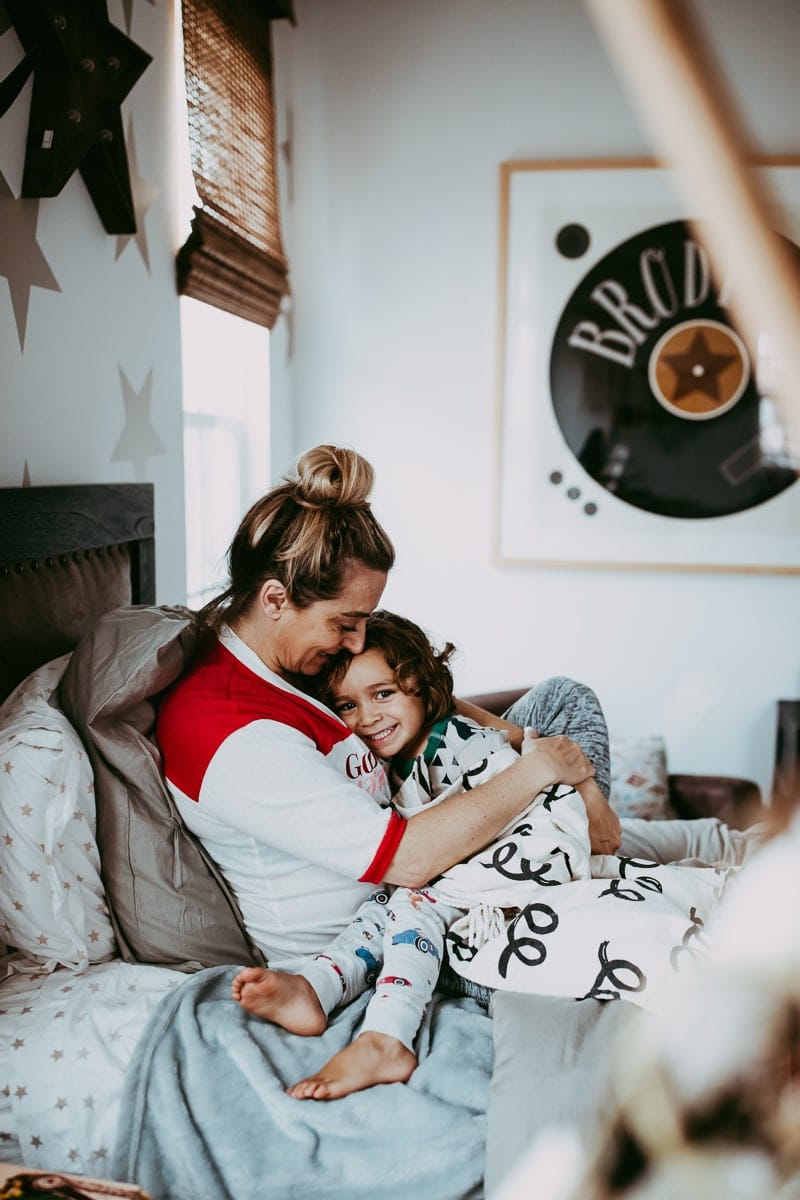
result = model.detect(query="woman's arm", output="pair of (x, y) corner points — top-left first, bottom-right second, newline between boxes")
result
(382, 734), (594, 888)
(456, 700), (621, 851)
(498, 677), (622, 855)
(454, 696), (525, 751)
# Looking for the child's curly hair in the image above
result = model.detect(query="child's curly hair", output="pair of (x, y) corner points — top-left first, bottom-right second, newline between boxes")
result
(319, 610), (457, 727)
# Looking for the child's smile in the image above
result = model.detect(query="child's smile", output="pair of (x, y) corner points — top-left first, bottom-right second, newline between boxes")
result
(331, 648), (428, 761)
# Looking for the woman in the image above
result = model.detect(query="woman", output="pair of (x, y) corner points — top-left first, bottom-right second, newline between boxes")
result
(156, 443), (615, 976)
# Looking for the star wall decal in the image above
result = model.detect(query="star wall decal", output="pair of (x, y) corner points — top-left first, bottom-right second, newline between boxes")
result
(110, 366), (166, 480)
(2, 0), (152, 233)
(0, 5), (10, 37)
(121, 0), (155, 37)
(0, 168), (60, 350)
(115, 115), (159, 270)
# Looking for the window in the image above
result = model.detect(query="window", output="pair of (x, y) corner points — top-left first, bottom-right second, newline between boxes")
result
(174, 0), (291, 608)
(177, 0), (292, 328)
(181, 297), (270, 609)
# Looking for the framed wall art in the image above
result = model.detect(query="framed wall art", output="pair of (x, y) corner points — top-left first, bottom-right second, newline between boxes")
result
(494, 157), (800, 572)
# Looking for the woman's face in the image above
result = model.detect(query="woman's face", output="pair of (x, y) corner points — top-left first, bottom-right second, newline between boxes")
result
(274, 563), (387, 677)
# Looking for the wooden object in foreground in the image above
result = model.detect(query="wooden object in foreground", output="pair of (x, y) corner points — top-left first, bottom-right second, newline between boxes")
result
(0, 1165), (150, 1200)
(584, 0), (800, 454)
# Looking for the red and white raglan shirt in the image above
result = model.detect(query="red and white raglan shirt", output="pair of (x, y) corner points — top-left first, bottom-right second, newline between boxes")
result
(155, 627), (404, 968)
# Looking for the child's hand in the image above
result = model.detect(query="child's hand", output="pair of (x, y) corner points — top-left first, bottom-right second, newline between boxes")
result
(520, 727), (539, 755)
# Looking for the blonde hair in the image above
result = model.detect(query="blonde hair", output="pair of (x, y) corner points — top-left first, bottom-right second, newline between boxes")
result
(194, 445), (395, 641)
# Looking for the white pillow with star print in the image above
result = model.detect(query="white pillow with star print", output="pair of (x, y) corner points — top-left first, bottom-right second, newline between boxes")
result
(0, 655), (117, 970)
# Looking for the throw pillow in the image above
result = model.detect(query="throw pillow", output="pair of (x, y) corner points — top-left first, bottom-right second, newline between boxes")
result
(59, 605), (266, 971)
(0, 655), (117, 970)
(609, 734), (675, 821)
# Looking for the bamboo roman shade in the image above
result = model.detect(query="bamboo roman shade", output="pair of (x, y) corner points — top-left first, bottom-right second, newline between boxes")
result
(177, 0), (295, 328)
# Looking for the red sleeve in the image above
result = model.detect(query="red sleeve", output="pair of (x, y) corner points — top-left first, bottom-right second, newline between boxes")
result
(359, 809), (407, 884)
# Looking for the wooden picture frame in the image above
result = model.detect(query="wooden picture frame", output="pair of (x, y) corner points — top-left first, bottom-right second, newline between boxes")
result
(493, 157), (800, 572)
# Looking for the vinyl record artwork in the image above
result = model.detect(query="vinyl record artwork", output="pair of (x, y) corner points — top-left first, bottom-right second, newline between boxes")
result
(495, 159), (800, 572)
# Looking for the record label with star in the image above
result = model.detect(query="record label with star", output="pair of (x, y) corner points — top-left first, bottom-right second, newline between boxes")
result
(548, 219), (799, 519)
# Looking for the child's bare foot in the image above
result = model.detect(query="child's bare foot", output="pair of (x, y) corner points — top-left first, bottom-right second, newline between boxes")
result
(287, 1031), (417, 1100)
(231, 967), (327, 1036)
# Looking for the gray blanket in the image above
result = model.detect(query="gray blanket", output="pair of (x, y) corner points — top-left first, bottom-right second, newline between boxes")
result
(111, 966), (494, 1200)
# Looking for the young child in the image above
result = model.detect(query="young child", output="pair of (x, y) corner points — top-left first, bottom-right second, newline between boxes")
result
(232, 610), (595, 1099)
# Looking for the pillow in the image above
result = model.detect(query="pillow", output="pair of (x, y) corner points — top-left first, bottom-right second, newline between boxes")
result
(485, 991), (634, 1196)
(59, 605), (266, 972)
(0, 655), (117, 970)
(609, 734), (675, 821)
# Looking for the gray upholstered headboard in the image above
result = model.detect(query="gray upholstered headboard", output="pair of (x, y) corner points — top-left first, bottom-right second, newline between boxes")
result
(0, 483), (155, 704)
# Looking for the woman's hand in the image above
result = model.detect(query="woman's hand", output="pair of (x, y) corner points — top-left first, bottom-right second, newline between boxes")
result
(523, 732), (622, 853)
(520, 731), (595, 787)
(579, 780), (623, 854)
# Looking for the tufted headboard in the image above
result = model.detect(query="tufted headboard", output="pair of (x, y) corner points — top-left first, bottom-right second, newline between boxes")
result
(0, 483), (155, 704)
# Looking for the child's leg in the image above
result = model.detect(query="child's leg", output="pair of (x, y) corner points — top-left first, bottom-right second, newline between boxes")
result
(288, 888), (462, 1100)
(360, 887), (462, 1049)
(300, 888), (391, 1014)
(617, 815), (768, 867)
(233, 889), (390, 1031)
(504, 675), (611, 799)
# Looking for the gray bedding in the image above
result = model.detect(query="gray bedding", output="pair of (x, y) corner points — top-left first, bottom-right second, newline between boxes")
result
(111, 965), (495, 1200)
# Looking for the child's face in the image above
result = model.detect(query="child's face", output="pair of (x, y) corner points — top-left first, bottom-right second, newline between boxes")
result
(331, 647), (428, 760)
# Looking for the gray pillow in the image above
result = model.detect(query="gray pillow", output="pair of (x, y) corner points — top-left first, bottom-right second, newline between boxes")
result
(484, 990), (634, 1196)
(60, 604), (266, 972)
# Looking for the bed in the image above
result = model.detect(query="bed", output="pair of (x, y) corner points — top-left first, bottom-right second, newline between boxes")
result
(0, 482), (769, 1200)
(0, 483), (496, 1200)
(0, 485), (186, 1174)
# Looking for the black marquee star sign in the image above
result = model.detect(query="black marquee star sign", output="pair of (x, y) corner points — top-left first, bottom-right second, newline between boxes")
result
(0, 0), (152, 234)
(121, 0), (155, 37)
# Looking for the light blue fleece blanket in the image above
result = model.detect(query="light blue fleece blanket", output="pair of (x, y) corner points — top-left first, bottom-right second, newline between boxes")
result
(111, 965), (494, 1200)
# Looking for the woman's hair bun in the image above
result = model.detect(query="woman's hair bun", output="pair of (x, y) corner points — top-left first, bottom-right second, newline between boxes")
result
(292, 444), (375, 508)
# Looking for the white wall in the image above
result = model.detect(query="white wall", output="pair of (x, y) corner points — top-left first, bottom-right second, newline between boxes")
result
(271, 0), (800, 797)
(1, 0), (795, 797)
(0, 0), (186, 602)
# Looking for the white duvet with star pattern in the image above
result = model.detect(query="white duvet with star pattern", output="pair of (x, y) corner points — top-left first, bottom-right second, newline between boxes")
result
(0, 959), (184, 1176)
